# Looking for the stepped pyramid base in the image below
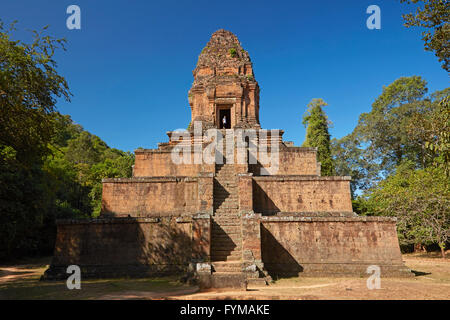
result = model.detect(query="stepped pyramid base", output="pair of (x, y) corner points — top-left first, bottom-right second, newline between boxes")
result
(44, 31), (412, 285)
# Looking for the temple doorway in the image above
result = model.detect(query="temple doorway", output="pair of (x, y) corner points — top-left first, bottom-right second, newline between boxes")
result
(218, 108), (231, 129)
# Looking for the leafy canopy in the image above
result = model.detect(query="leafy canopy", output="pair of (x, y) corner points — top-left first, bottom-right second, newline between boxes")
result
(400, 0), (450, 72)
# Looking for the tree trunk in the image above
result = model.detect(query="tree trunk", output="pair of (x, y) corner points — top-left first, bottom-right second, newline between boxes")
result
(440, 246), (446, 259)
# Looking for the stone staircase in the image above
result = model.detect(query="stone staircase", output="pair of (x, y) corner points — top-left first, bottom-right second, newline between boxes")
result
(211, 163), (243, 274)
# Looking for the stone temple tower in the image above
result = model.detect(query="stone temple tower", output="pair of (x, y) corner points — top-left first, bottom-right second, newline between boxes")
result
(44, 30), (411, 287)
(188, 29), (260, 129)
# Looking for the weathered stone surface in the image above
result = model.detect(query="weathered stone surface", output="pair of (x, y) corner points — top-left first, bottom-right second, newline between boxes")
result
(253, 176), (353, 214)
(189, 29), (260, 129)
(43, 216), (211, 280)
(260, 216), (412, 277)
(45, 30), (411, 284)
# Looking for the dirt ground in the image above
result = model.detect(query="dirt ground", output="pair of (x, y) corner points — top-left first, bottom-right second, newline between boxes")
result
(0, 252), (449, 300)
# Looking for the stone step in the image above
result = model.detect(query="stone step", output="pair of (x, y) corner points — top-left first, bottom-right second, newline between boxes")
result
(214, 190), (237, 194)
(213, 218), (240, 222)
(211, 254), (242, 261)
(214, 198), (237, 203)
(211, 247), (241, 254)
(246, 278), (269, 286)
(211, 249), (242, 255)
(213, 190), (237, 195)
(211, 244), (240, 252)
(215, 210), (239, 214)
(211, 229), (242, 235)
(214, 198), (238, 201)
(214, 201), (238, 205)
(215, 199), (238, 204)
(215, 205), (239, 210)
(214, 204), (238, 208)
(212, 230), (241, 236)
(212, 232), (241, 238)
(211, 253), (242, 262)
(212, 262), (242, 273)
(212, 224), (240, 230)
(212, 224), (241, 229)
(211, 239), (242, 246)
(211, 237), (242, 245)
(214, 212), (239, 216)
(213, 191), (239, 199)
(213, 215), (241, 219)
(212, 222), (240, 227)
(214, 186), (236, 190)
(212, 233), (241, 238)
(211, 245), (240, 251)
(212, 218), (241, 224)
(212, 224), (240, 228)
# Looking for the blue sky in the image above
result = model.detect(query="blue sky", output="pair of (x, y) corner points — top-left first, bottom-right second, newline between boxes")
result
(2, 0), (448, 152)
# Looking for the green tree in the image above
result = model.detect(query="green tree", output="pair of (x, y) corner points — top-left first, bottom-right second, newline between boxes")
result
(400, 0), (450, 72)
(332, 77), (443, 191)
(331, 135), (373, 197)
(366, 162), (449, 258)
(0, 21), (71, 259)
(0, 21), (70, 165)
(408, 95), (450, 176)
(0, 22), (135, 260)
(302, 98), (334, 176)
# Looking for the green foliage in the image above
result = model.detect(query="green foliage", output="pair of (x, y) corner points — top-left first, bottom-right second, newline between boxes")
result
(0, 23), (134, 260)
(229, 48), (237, 58)
(302, 98), (334, 176)
(333, 76), (449, 255)
(331, 135), (372, 197)
(413, 95), (450, 176)
(400, 0), (450, 72)
(46, 115), (135, 218)
(364, 162), (449, 256)
(246, 74), (254, 81)
(332, 76), (447, 192)
(0, 21), (71, 166)
(0, 21), (71, 259)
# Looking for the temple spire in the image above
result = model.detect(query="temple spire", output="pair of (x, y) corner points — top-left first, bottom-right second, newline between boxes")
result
(188, 30), (260, 129)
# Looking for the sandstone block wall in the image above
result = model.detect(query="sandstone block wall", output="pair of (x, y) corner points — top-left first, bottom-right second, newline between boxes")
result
(44, 216), (211, 279)
(250, 148), (319, 176)
(134, 150), (203, 177)
(253, 176), (353, 214)
(261, 216), (409, 277)
(101, 176), (213, 217)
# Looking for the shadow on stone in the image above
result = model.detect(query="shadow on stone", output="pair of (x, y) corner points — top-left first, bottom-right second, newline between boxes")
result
(252, 180), (280, 216)
(213, 178), (230, 212)
(43, 217), (207, 281)
(210, 220), (236, 262)
(260, 224), (303, 279)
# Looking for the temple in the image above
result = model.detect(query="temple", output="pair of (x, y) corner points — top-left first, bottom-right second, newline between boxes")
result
(44, 30), (411, 287)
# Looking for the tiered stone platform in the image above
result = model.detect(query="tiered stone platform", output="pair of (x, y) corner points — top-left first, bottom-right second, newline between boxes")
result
(44, 30), (412, 285)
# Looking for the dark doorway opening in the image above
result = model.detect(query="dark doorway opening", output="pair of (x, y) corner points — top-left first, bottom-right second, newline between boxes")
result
(219, 109), (231, 129)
